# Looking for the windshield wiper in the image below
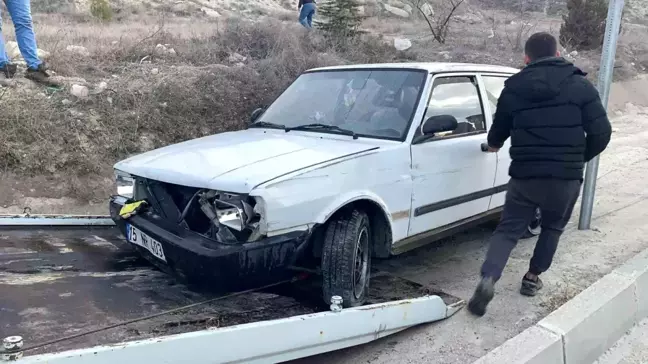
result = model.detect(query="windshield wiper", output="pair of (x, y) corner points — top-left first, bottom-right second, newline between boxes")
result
(285, 123), (358, 139)
(248, 121), (287, 130)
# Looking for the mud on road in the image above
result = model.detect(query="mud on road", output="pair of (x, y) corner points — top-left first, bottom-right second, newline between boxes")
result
(0, 227), (464, 357)
(0, 228), (313, 355)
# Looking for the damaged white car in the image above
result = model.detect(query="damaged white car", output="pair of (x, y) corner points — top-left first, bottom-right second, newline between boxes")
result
(110, 63), (542, 307)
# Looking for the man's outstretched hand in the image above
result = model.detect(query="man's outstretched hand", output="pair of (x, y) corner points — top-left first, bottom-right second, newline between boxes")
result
(481, 143), (500, 153)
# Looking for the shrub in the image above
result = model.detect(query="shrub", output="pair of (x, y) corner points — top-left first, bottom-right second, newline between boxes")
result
(559, 0), (607, 50)
(315, 0), (365, 39)
(410, 0), (465, 44)
(90, 0), (113, 21)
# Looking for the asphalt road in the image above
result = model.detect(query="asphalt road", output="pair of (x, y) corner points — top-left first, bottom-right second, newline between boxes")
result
(0, 227), (331, 355)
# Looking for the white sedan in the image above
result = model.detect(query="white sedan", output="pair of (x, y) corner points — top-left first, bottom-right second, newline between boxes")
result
(109, 62), (541, 307)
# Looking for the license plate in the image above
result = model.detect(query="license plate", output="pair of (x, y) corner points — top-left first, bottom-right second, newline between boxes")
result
(127, 224), (167, 262)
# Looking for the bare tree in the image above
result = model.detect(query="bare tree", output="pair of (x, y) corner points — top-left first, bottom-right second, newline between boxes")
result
(410, 0), (465, 44)
(504, 15), (536, 51)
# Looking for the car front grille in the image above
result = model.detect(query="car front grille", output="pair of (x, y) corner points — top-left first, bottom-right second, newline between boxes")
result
(134, 177), (212, 236)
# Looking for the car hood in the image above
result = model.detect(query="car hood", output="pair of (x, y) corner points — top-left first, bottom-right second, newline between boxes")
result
(114, 128), (380, 193)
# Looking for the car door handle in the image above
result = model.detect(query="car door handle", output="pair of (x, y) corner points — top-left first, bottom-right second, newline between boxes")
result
(480, 143), (489, 152)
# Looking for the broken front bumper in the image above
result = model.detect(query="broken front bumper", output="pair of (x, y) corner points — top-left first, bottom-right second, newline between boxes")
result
(109, 196), (310, 288)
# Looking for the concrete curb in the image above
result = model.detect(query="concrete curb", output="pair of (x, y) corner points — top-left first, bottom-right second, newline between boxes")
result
(473, 248), (648, 364)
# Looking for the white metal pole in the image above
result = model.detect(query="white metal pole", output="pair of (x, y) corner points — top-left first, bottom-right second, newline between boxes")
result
(578, 0), (625, 230)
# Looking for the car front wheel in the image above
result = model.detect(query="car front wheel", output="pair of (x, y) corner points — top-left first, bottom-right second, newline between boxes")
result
(321, 209), (371, 308)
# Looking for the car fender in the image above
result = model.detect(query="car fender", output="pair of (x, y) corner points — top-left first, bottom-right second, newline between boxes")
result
(314, 190), (393, 226)
(252, 187), (394, 233)
(250, 145), (411, 244)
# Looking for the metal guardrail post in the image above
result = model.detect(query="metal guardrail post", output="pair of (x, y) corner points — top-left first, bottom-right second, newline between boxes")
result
(330, 296), (343, 312)
(578, 0), (625, 230)
(2, 336), (24, 362)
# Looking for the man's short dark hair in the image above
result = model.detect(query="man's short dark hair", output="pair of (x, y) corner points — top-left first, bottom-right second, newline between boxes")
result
(524, 32), (558, 61)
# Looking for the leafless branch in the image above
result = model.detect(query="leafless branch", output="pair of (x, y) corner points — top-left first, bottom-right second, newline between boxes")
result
(503, 14), (536, 51)
(411, 0), (465, 44)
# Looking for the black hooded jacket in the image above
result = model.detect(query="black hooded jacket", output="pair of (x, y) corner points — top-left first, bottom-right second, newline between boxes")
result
(487, 57), (612, 180)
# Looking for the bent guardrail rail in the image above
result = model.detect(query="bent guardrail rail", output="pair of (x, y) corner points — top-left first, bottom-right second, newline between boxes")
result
(3, 295), (464, 364)
(0, 214), (114, 226)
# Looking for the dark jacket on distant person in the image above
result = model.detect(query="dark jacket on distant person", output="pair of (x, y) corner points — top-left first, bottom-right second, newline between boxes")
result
(298, 0), (315, 7)
(488, 57), (612, 180)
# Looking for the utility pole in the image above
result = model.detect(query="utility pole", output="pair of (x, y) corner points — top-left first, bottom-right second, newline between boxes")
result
(578, 0), (625, 230)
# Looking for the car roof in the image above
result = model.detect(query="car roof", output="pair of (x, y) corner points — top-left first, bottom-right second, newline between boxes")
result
(306, 62), (520, 75)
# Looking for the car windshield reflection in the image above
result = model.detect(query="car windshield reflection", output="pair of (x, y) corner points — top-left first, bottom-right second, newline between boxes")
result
(255, 69), (427, 140)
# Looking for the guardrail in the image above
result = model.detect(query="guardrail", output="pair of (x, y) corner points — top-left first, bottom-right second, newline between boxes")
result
(3, 295), (464, 364)
(0, 215), (114, 227)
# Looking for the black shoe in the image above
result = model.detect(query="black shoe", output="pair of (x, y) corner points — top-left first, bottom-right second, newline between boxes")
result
(468, 277), (495, 317)
(25, 62), (55, 85)
(0, 63), (17, 78)
(520, 275), (543, 297)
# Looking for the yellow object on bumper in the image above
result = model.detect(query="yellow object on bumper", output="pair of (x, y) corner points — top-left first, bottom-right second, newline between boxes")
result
(119, 200), (147, 219)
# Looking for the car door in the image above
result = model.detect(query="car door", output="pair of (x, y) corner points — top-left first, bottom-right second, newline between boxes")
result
(407, 73), (498, 237)
(479, 73), (513, 210)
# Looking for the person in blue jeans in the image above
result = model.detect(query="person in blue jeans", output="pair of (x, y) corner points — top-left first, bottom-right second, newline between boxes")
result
(0, 0), (52, 84)
(298, 0), (316, 29)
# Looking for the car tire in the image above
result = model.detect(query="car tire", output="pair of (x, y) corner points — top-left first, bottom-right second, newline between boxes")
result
(321, 209), (371, 308)
(521, 207), (542, 239)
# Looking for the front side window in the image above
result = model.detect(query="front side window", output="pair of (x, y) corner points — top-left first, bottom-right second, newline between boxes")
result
(256, 69), (426, 140)
(419, 76), (486, 139)
(482, 76), (508, 120)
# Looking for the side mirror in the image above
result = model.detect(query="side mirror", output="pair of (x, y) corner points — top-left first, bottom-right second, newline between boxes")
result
(421, 114), (458, 135)
(250, 108), (264, 123)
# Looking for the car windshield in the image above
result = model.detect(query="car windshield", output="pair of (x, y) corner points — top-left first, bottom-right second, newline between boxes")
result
(256, 69), (427, 140)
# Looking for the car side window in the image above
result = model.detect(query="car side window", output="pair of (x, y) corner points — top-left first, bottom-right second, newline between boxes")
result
(481, 76), (508, 120)
(418, 76), (486, 140)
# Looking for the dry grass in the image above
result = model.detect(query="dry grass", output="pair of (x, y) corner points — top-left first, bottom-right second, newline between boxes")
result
(0, 15), (415, 200)
(539, 283), (582, 312)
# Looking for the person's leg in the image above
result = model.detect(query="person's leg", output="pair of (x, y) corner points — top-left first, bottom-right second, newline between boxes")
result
(0, 5), (14, 77)
(307, 5), (315, 28)
(520, 179), (581, 296)
(480, 180), (539, 281)
(468, 178), (538, 316)
(0, 6), (6, 67)
(298, 5), (310, 28)
(5, 0), (41, 70)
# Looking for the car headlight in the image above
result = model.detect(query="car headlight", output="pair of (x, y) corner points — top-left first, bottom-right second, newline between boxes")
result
(212, 193), (255, 232)
(115, 170), (135, 198)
